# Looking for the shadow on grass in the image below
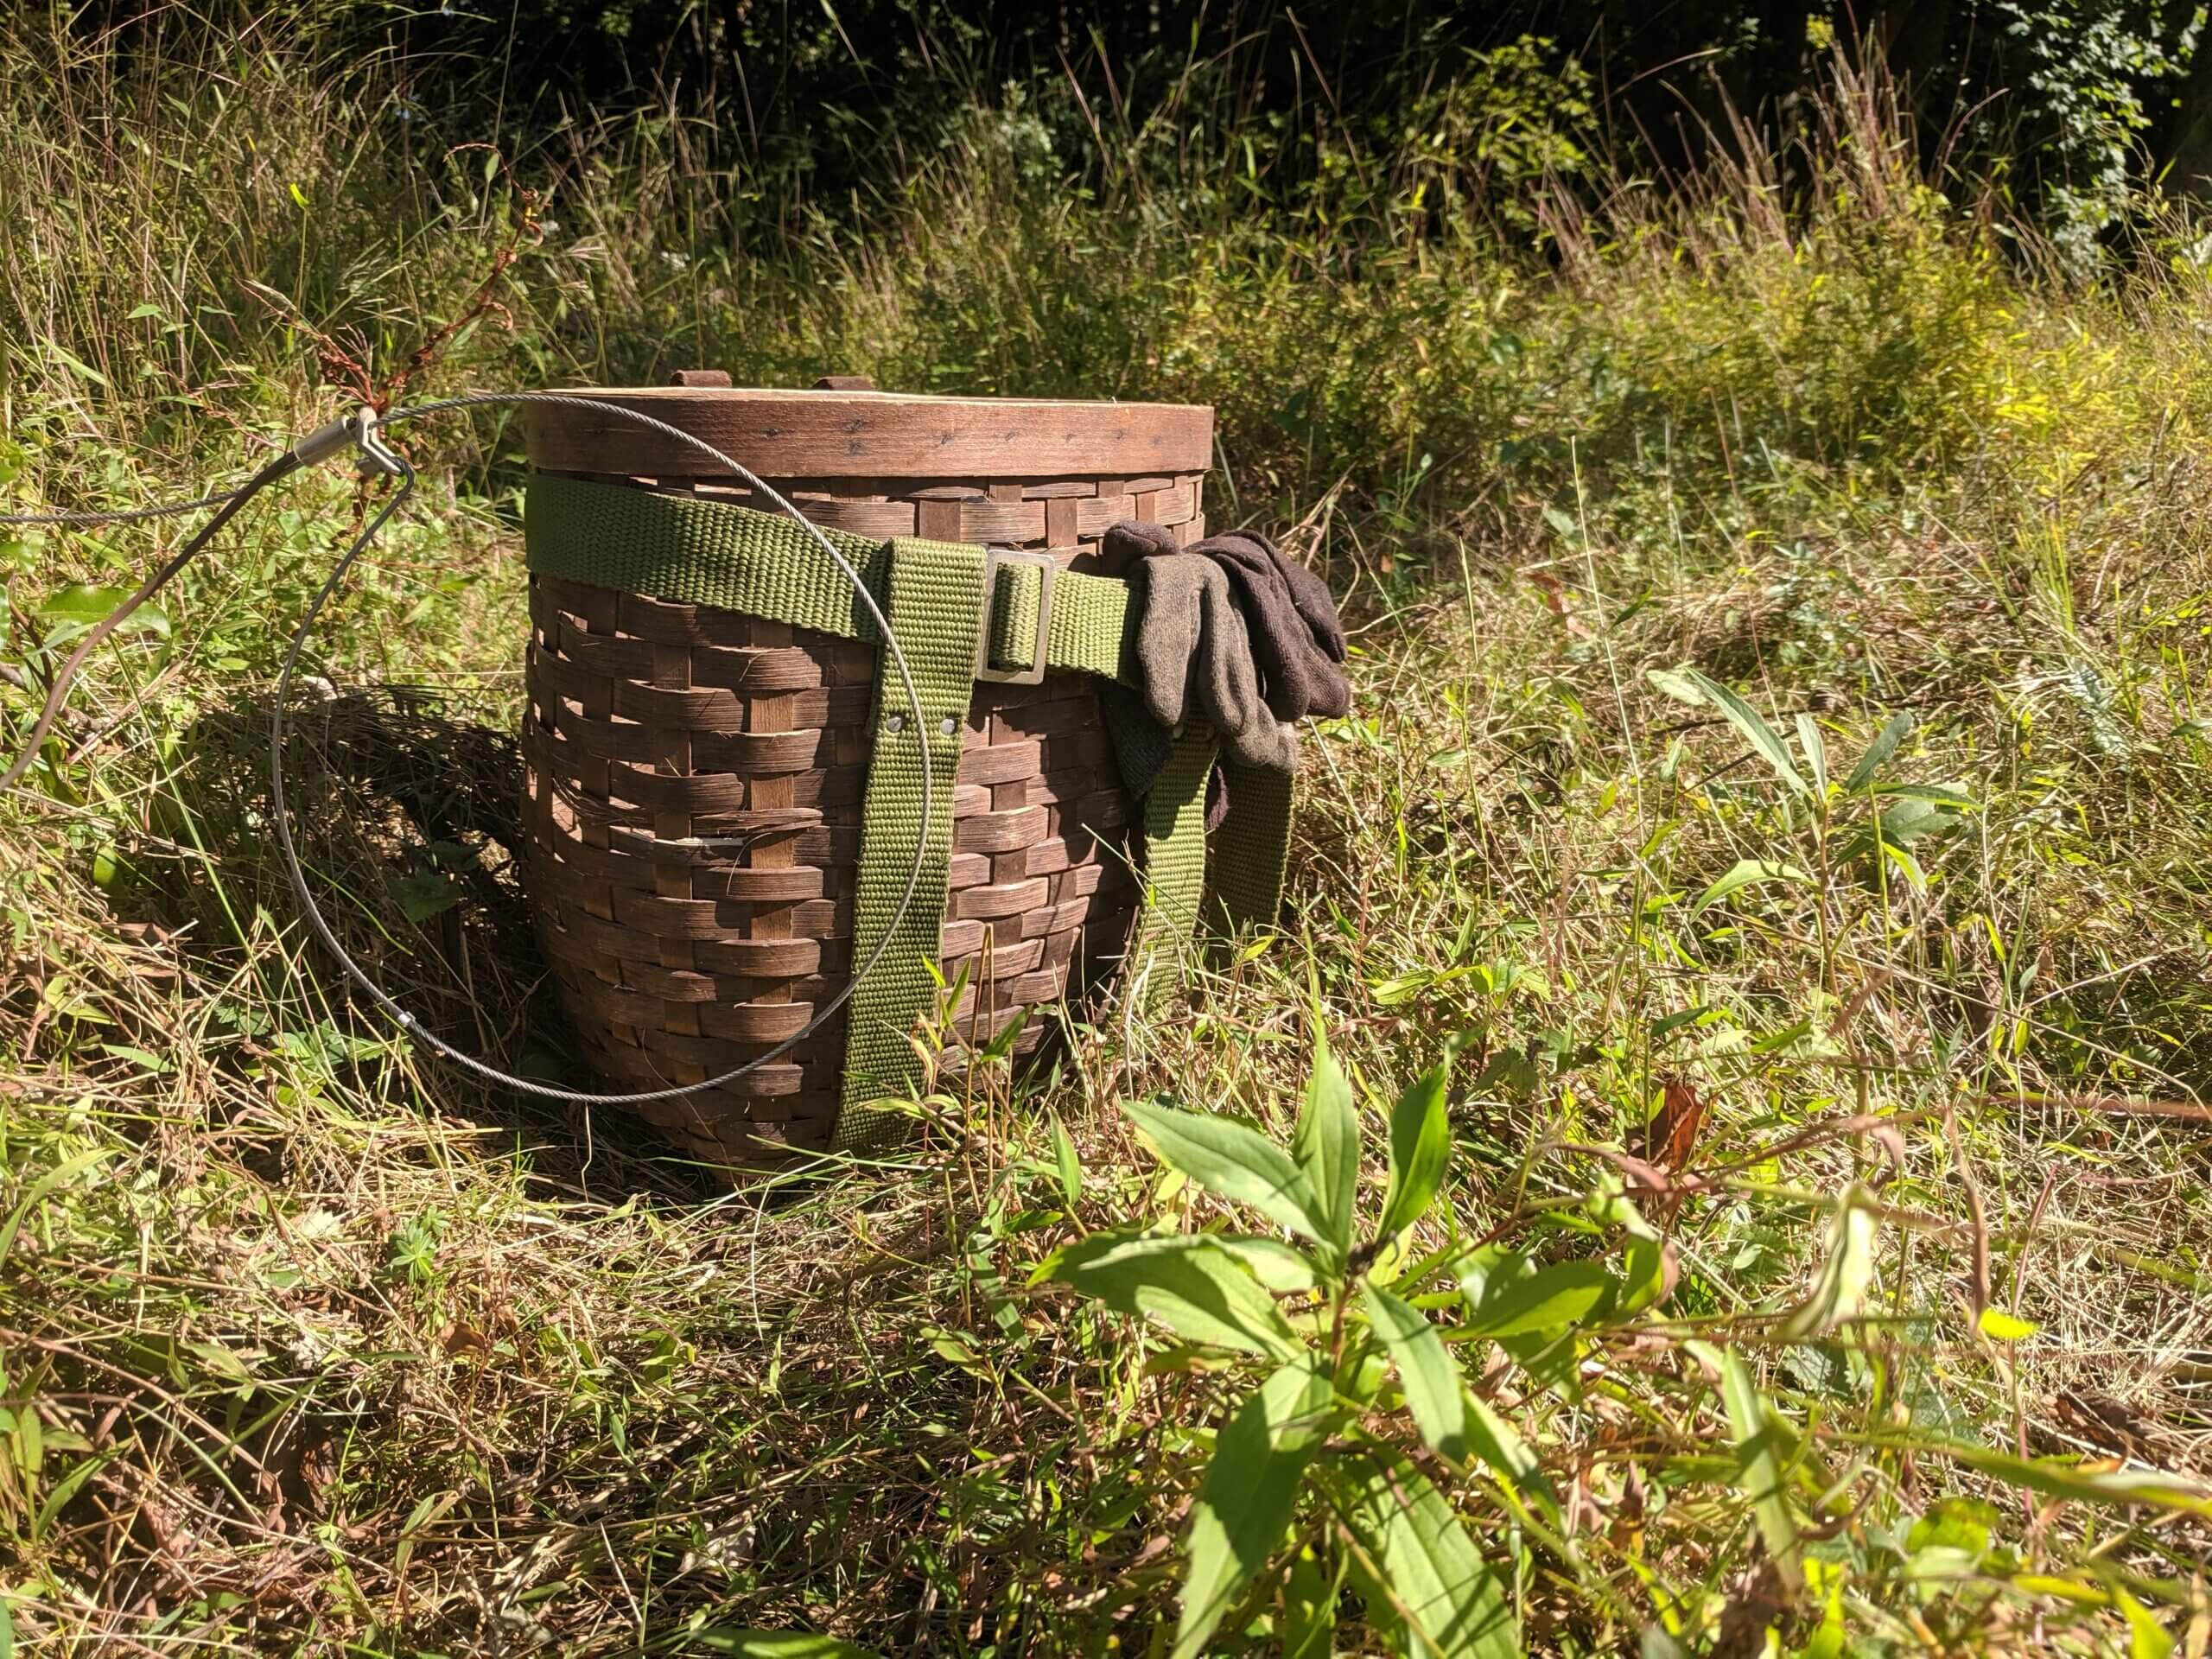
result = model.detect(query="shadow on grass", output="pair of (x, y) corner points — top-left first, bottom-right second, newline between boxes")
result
(171, 683), (740, 1205)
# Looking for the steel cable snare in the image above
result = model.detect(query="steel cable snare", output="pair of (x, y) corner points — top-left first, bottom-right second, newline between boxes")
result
(0, 377), (1299, 1172)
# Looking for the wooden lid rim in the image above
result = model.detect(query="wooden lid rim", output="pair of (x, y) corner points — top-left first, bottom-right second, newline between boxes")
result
(524, 385), (1214, 480)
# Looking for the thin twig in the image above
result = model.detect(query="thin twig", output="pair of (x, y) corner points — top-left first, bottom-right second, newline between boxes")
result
(1980, 1091), (2212, 1125)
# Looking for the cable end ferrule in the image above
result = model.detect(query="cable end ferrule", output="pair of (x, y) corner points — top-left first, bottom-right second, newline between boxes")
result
(289, 407), (405, 477)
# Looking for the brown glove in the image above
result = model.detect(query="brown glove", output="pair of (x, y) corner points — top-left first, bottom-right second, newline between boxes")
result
(1185, 528), (1351, 721)
(1128, 552), (1299, 773)
(1095, 518), (1345, 812)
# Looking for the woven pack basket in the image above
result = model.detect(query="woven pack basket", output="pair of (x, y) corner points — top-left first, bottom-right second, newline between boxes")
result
(518, 376), (1226, 1165)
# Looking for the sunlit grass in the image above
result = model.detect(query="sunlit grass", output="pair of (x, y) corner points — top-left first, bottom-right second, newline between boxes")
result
(4, 10), (2212, 1656)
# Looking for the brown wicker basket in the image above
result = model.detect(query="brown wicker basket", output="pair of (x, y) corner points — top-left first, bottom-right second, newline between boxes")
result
(519, 378), (1213, 1163)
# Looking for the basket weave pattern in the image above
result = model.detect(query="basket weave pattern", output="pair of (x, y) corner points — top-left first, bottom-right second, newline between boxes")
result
(521, 464), (1205, 1161)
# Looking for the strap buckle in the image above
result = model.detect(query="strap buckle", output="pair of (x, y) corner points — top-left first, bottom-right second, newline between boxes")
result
(974, 547), (1055, 686)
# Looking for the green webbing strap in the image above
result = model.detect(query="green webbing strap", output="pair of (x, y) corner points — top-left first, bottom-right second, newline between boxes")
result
(1211, 762), (1294, 934)
(1122, 719), (1217, 1005)
(836, 537), (985, 1150)
(523, 472), (1295, 1144)
(527, 471), (1127, 680)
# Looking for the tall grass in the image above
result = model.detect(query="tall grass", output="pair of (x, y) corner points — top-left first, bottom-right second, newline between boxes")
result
(6, 9), (2212, 1656)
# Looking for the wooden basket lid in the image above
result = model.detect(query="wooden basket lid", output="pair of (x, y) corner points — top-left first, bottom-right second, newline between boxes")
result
(524, 383), (1213, 481)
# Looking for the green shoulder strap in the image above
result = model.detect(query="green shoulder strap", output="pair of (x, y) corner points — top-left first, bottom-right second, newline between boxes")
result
(1125, 719), (1215, 1003)
(835, 537), (985, 1150)
(1211, 762), (1294, 934)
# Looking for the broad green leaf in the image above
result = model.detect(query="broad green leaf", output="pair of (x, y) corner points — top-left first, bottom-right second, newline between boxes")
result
(1292, 1030), (1360, 1265)
(1844, 710), (1915, 792)
(1377, 1063), (1452, 1242)
(1457, 1244), (1527, 1299)
(928, 1329), (982, 1374)
(690, 1633), (887, 1658)
(1905, 1541), (1979, 1588)
(387, 868), (461, 924)
(1775, 1187), (1879, 1341)
(2010, 1573), (2112, 1605)
(1463, 1260), (1612, 1338)
(1832, 791), (1970, 877)
(2118, 1587), (2177, 1659)
(1364, 1281), (1468, 1461)
(98, 1043), (171, 1076)
(1036, 1228), (1304, 1360)
(1047, 1109), (1083, 1208)
(1934, 1440), (2212, 1518)
(1879, 841), (1928, 892)
(1500, 1329), (1584, 1402)
(42, 338), (109, 389)
(1592, 1185), (1663, 1247)
(1873, 781), (1977, 807)
(1907, 1496), (1998, 1562)
(980, 1003), (1033, 1062)
(1978, 1307), (2039, 1342)
(1805, 1589), (1847, 1659)
(1173, 1357), (1335, 1659)
(1693, 858), (1812, 916)
(1683, 668), (1808, 797)
(1720, 1350), (1802, 1590)
(1217, 1234), (1324, 1294)
(1586, 1170), (1668, 1282)
(1124, 1098), (1327, 1248)
(1872, 796), (1957, 845)
(1795, 712), (1828, 798)
(1644, 667), (1705, 707)
(1371, 969), (1435, 1006)
(1335, 1443), (1520, 1657)
(35, 583), (168, 645)
(1618, 1235), (1675, 1317)
(1281, 1541), (1343, 1659)
(1339, 1349), (1389, 1408)
(1464, 1394), (1560, 1522)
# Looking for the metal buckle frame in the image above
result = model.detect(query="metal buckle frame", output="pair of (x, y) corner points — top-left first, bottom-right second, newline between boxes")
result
(973, 547), (1055, 686)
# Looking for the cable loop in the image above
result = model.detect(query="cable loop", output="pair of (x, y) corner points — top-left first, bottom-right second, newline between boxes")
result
(3, 393), (938, 1108)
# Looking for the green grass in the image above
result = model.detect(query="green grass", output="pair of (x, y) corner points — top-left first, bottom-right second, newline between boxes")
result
(6, 12), (2212, 1656)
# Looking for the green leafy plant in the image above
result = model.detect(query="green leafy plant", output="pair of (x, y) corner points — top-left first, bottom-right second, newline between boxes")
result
(1651, 671), (1978, 983)
(1036, 1035), (1637, 1656)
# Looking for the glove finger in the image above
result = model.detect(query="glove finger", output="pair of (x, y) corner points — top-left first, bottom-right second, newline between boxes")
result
(1222, 715), (1294, 772)
(1304, 657), (1352, 720)
(1198, 569), (1264, 740)
(1136, 557), (1202, 726)
(1103, 518), (1178, 563)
